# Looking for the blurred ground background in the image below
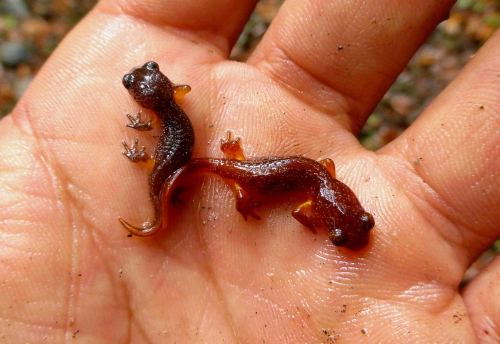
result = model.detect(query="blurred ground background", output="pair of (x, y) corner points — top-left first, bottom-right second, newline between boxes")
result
(0, 0), (498, 280)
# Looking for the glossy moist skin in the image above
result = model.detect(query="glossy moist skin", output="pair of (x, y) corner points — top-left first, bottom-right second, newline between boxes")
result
(120, 61), (194, 231)
(179, 154), (375, 250)
(122, 61), (194, 198)
(119, 61), (375, 250)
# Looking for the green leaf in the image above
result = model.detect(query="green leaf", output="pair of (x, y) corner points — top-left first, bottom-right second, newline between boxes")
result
(484, 14), (500, 28)
(1, 14), (17, 29)
(494, 239), (500, 253)
(456, 0), (475, 10)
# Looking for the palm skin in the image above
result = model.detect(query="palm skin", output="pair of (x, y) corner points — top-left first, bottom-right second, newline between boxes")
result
(0, 0), (498, 343)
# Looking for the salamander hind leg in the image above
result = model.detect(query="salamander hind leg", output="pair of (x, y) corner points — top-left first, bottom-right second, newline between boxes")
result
(292, 200), (317, 233)
(122, 138), (148, 162)
(122, 138), (155, 170)
(319, 158), (336, 178)
(232, 183), (261, 220)
(220, 131), (245, 161)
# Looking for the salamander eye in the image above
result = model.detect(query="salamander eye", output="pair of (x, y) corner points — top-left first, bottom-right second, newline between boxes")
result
(144, 61), (159, 70)
(122, 73), (135, 88)
(359, 212), (374, 232)
(329, 228), (348, 246)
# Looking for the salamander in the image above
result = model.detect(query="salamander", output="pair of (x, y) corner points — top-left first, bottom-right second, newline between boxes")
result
(119, 61), (375, 250)
(120, 61), (194, 231)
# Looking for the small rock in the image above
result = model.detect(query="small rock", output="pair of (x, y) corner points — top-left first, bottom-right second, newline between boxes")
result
(379, 126), (402, 145)
(0, 83), (14, 100)
(442, 12), (464, 35)
(389, 93), (415, 116)
(416, 47), (445, 67)
(257, 1), (281, 22)
(0, 42), (30, 67)
(21, 18), (51, 39)
(13, 75), (32, 98)
(16, 64), (31, 77)
(2, 0), (29, 18)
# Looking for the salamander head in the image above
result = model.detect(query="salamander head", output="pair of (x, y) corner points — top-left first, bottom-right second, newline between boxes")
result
(317, 182), (375, 250)
(328, 211), (374, 250)
(122, 61), (174, 110)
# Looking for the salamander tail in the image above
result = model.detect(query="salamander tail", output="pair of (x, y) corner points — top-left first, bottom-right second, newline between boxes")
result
(118, 214), (162, 236)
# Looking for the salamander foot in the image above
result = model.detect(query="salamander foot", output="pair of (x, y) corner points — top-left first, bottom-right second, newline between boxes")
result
(126, 111), (152, 131)
(122, 138), (149, 162)
(221, 131), (245, 161)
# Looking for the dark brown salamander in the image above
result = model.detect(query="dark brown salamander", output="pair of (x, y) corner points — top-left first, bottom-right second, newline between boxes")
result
(120, 61), (194, 230)
(119, 61), (375, 249)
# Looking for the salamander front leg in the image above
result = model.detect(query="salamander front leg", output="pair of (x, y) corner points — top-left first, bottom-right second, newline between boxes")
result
(233, 183), (261, 220)
(319, 158), (336, 178)
(173, 84), (191, 104)
(126, 111), (152, 131)
(221, 131), (246, 161)
(292, 200), (317, 233)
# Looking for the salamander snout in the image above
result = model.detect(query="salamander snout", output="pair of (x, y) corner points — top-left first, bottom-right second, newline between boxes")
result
(327, 211), (374, 250)
(122, 61), (175, 110)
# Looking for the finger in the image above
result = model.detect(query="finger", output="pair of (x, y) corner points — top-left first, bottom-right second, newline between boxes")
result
(381, 32), (500, 259)
(248, 0), (454, 131)
(97, 0), (258, 55)
(463, 256), (500, 342)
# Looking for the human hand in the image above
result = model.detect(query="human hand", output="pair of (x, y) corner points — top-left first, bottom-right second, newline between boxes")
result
(0, 0), (498, 342)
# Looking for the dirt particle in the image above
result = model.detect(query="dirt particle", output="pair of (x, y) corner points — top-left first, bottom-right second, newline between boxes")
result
(322, 328), (339, 343)
(413, 157), (423, 165)
(452, 311), (466, 323)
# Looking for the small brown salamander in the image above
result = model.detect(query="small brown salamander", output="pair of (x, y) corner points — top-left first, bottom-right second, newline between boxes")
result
(119, 61), (375, 250)
(120, 61), (194, 230)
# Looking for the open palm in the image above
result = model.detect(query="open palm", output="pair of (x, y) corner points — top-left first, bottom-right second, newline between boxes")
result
(1, 0), (498, 342)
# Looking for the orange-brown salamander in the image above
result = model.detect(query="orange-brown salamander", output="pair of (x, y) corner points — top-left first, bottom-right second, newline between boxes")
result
(119, 61), (375, 250)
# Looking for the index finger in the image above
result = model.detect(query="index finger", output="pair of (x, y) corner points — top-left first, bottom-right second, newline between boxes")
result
(248, 0), (455, 131)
